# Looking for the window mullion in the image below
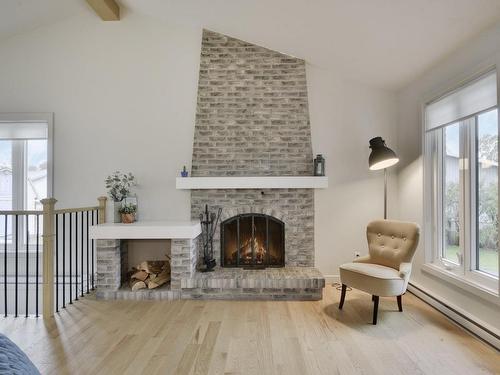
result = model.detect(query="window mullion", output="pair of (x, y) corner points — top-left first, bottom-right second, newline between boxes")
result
(463, 118), (476, 276)
(436, 129), (444, 262)
(458, 122), (467, 274)
(11, 140), (24, 211)
(497, 108), (500, 291)
(11, 140), (26, 248)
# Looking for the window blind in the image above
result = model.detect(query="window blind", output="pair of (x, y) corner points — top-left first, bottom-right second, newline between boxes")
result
(425, 70), (497, 131)
(0, 122), (48, 140)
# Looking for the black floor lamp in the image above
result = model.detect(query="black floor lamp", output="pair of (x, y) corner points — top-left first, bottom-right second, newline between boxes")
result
(368, 137), (399, 219)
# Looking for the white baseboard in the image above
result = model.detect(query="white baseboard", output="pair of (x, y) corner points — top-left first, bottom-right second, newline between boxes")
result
(407, 282), (500, 350)
(323, 274), (340, 284)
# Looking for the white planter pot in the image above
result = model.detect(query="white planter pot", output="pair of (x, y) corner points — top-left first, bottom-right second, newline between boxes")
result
(112, 201), (122, 223)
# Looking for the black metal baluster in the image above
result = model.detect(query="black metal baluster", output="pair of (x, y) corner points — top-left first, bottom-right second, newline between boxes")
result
(62, 214), (66, 308)
(75, 212), (78, 301)
(55, 214), (58, 313)
(25, 214), (29, 317)
(236, 217), (240, 267)
(86, 210), (89, 294)
(80, 211), (84, 297)
(15, 215), (18, 317)
(4, 215), (7, 317)
(36, 215), (40, 317)
(266, 217), (270, 266)
(69, 212), (72, 304)
(91, 210), (95, 290)
(251, 215), (255, 266)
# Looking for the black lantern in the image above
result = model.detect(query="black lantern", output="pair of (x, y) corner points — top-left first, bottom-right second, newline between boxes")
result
(314, 154), (325, 176)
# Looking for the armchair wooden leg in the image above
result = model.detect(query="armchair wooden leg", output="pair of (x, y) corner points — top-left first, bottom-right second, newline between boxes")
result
(339, 284), (347, 309)
(372, 296), (379, 325)
(397, 295), (403, 312)
(372, 295), (375, 301)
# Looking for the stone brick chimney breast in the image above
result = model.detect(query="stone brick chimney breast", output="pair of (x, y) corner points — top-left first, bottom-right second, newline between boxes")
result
(191, 30), (314, 267)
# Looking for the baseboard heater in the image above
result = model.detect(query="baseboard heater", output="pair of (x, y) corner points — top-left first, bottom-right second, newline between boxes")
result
(407, 282), (500, 350)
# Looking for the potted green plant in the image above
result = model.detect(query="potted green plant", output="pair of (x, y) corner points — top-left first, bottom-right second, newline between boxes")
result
(105, 171), (136, 222)
(119, 203), (137, 224)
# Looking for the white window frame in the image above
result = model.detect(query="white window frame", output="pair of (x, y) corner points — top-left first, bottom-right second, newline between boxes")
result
(423, 67), (500, 301)
(0, 113), (54, 202)
(0, 113), (54, 251)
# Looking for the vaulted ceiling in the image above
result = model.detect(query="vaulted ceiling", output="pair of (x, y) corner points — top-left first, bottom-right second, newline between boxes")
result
(2, 0), (500, 90)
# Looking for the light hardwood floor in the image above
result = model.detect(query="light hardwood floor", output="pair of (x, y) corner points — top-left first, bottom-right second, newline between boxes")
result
(0, 286), (498, 374)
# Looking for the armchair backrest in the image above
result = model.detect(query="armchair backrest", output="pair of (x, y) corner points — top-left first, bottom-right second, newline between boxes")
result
(366, 220), (420, 270)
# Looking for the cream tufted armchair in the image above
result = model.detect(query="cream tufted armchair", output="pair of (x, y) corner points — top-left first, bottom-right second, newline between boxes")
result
(339, 220), (420, 324)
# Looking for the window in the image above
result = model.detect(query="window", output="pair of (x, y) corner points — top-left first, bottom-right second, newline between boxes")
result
(425, 70), (499, 293)
(0, 114), (53, 246)
(475, 110), (498, 277)
(443, 122), (461, 265)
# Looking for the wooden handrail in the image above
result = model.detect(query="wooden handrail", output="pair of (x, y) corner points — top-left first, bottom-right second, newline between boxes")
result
(54, 206), (99, 214)
(0, 207), (100, 216)
(0, 210), (42, 215)
(0, 197), (106, 318)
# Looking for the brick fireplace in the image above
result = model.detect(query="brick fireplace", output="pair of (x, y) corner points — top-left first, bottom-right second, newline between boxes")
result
(192, 189), (314, 268)
(181, 30), (324, 300)
(191, 29), (315, 264)
(93, 30), (325, 301)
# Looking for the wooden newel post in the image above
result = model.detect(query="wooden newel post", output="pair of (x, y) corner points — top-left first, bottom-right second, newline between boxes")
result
(41, 198), (57, 318)
(98, 196), (107, 224)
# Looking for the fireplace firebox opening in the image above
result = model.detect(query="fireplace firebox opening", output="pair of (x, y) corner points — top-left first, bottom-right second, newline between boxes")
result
(221, 213), (285, 268)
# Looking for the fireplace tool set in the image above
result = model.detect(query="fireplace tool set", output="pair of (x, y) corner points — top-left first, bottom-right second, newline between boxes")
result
(199, 204), (222, 272)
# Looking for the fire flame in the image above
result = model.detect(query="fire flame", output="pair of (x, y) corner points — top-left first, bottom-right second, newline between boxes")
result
(239, 232), (267, 264)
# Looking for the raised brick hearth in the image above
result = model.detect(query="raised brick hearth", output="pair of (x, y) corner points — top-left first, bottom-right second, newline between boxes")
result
(181, 267), (324, 300)
(95, 237), (324, 301)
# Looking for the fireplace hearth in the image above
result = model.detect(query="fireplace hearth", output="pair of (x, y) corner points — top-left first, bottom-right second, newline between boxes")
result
(221, 213), (285, 268)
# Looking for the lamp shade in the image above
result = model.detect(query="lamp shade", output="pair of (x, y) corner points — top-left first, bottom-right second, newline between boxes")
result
(368, 137), (399, 170)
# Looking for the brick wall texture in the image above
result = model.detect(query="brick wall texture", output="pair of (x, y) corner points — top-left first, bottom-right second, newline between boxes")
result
(191, 30), (315, 267)
(192, 29), (313, 177)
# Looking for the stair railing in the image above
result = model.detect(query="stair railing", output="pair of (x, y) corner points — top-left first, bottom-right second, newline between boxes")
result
(0, 196), (107, 318)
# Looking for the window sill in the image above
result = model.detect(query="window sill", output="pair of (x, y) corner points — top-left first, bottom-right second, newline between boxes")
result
(421, 263), (499, 306)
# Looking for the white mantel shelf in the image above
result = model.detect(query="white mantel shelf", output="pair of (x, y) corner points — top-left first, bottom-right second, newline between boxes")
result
(89, 221), (201, 240)
(175, 176), (328, 190)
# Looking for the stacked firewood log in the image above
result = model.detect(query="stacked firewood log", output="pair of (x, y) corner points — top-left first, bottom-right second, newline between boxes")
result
(129, 257), (171, 291)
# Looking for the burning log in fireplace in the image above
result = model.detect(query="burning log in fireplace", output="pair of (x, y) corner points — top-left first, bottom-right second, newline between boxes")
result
(128, 257), (171, 290)
(221, 213), (285, 268)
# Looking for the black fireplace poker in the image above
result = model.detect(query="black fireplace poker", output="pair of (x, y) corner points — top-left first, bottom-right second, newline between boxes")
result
(199, 205), (221, 272)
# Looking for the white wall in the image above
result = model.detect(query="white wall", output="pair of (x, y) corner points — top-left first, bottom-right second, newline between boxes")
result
(0, 10), (398, 278)
(307, 66), (398, 279)
(397, 22), (500, 330)
(0, 10), (201, 221)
